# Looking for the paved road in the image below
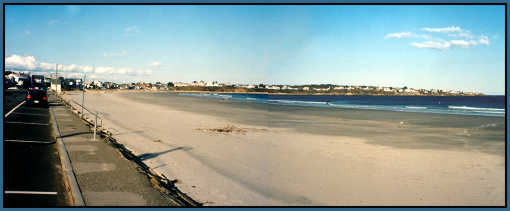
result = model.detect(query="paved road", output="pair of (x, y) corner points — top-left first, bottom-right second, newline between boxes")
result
(3, 89), (71, 207)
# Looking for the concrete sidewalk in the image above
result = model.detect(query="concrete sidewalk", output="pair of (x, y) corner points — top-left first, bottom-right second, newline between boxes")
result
(49, 92), (175, 206)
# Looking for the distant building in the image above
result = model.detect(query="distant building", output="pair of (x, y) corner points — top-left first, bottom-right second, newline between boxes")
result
(333, 86), (345, 90)
(175, 82), (190, 87)
(267, 85), (280, 90)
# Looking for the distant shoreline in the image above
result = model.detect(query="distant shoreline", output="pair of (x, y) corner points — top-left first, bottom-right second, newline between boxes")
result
(66, 89), (491, 97)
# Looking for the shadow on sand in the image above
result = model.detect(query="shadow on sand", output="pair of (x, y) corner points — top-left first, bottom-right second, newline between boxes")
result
(138, 146), (193, 161)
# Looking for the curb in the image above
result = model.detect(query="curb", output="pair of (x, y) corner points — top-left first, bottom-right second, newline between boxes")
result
(58, 93), (201, 207)
(49, 97), (85, 206)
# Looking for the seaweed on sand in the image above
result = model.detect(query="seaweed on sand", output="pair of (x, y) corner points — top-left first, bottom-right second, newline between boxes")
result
(196, 125), (268, 135)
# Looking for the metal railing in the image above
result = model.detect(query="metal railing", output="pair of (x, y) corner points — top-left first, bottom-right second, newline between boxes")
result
(52, 90), (201, 206)
(55, 91), (103, 141)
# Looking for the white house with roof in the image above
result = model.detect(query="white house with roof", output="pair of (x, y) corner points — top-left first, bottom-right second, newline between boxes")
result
(267, 85), (280, 90)
(175, 82), (191, 87)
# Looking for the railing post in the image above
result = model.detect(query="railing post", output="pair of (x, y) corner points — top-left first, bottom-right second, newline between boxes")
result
(94, 112), (97, 141)
(81, 90), (85, 118)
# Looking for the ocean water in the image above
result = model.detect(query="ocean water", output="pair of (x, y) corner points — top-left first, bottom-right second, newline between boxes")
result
(178, 93), (506, 117)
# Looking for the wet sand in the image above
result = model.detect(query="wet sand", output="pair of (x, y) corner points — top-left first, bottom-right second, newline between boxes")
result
(123, 92), (505, 155)
(63, 91), (505, 206)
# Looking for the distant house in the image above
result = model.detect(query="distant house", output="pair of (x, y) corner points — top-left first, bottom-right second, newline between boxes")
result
(174, 82), (188, 87)
(256, 84), (266, 89)
(333, 86), (345, 90)
(191, 80), (206, 87)
(313, 87), (330, 92)
(267, 85), (280, 90)
(86, 80), (102, 89)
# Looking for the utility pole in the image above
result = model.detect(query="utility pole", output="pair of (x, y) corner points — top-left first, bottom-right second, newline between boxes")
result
(55, 64), (58, 92)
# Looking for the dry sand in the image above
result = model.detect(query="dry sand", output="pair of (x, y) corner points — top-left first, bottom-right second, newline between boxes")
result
(62, 91), (505, 206)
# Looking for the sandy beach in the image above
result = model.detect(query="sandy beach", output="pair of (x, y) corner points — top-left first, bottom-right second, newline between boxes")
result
(62, 90), (505, 206)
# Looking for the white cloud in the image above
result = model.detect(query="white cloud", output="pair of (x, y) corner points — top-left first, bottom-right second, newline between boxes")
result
(48, 19), (59, 25)
(4, 54), (153, 79)
(135, 69), (150, 75)
(115, 68), (133, 74)
(82, 66), (94, 73)
(449, 40), (478, 48)
(389, 26), (492, 51)
(479, 35), (490, 45)
(124, 25), (140, 35)
(150, 61), (161, 67)
(65, 72), (85, 78)
(385, 32), (414, 39)
(448, 30), (474, 39)
(62, 64), (81, 72)
(95, 66), (114, 74)
(103, 50), (127, 57)
(144, 69), (153, 75)
(422, 26), (462, 33)
(410, 41), (451, 50)
(24, 30), (31, 36)
(39, 62), (56, 70)
(6, 55), (37, 69)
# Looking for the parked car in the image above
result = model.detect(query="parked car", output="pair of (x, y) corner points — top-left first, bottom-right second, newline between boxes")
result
(25, 88), (49, 107)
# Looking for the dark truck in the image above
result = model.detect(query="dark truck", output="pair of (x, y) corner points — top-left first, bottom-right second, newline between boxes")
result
(31, 75), (46, 90)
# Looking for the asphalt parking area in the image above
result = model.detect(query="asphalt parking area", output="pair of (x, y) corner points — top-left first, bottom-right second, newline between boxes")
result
(3, 90), (71, 207)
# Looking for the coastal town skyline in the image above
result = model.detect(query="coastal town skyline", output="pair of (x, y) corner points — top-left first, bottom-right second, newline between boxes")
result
(5, 5), (506, 95)
(4, 70), (487, 96)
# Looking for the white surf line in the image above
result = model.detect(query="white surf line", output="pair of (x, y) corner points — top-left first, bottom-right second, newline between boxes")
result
(5, 121), (50, 126)
(5, 191), (57, 195)
(4, 139), (55, 144)
(4, 100), (26, 118)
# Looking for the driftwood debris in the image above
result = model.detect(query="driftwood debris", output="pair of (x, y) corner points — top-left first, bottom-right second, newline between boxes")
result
(196, 125), (267, 135)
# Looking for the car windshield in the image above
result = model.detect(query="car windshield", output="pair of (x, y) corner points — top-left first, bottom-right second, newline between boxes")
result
(28, 89), (46, 96)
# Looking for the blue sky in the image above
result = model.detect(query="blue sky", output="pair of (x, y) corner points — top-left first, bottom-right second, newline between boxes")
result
(4, 5), (506, 94)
